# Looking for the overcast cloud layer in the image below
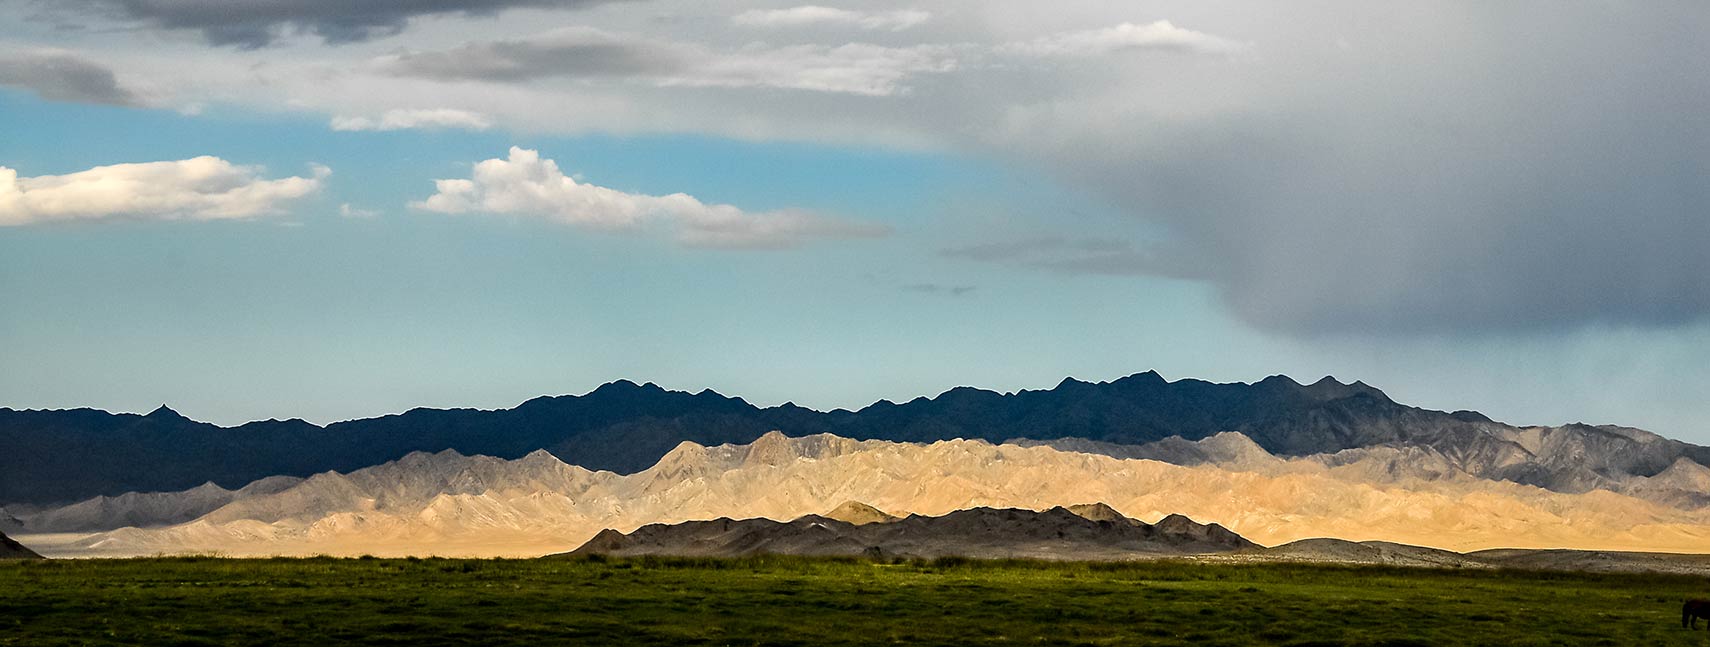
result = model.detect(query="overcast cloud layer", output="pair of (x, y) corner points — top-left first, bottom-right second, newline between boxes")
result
(6, 0), (1708, 336)
(374, 26), (960, 96)
(53, 0), (625, 48)
(992, 4), (1710, 335)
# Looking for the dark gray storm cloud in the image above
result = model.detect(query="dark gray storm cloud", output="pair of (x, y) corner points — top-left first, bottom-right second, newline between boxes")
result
(377, 28), (684, 82)
(0, 52), (137, 105)
(62, 0), (622, 48)
(1004, 3), (1710, 336)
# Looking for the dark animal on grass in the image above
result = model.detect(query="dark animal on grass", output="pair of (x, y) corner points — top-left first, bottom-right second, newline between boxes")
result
(1685, 599), (1710, 629)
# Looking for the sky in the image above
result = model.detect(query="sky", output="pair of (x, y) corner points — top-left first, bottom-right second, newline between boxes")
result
(1, 1), (1707, 442)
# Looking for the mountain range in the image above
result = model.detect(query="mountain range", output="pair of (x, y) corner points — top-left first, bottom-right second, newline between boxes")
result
(5, 371), (1708, 506)
(12, 429), (1710, 559)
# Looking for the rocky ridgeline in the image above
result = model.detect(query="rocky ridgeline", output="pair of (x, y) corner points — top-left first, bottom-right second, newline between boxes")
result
(7, 371), (1706, 506)
(568, 504), (1254, 559)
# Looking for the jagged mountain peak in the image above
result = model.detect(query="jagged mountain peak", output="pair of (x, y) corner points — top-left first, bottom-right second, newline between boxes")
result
(1055, 376), (1091, 389)
(742, 431), (798, 466)
(394, 448), (470, 465)
(144, 404), (188, 421)
(594, 378), (643, 392)
(824, 501), (897, 525)
(660, 439), (710, 459)
(186, 482), (230, 495)
(1066, 502), (1131, 524)
(519, 449), (563, 464)
(1156, 512), (1197, 527)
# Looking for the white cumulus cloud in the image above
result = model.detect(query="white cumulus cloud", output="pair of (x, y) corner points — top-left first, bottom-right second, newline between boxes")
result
(0, 157), (326, 226)
(330, 108), (492, 131)
(1002, 20), (1247, 57)
(412, 147), (889, 249)
(732, 6), (931, 31)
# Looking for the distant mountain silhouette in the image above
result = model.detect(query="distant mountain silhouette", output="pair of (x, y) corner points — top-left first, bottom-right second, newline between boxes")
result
(3, 371), (1707, 504)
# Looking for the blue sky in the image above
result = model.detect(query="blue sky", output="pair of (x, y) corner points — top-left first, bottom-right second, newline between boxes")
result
(1, 2), (1707, 442)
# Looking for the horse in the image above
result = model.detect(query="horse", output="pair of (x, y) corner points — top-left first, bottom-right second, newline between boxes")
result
(1685, 599), (1710, 629)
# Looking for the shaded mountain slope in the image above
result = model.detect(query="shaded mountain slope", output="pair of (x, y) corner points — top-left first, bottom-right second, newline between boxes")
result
(18, 477), (303, 533)
(567, 505), (1254, 559)
(4, 372), (1708, 505)
(0, 531), (41, 559)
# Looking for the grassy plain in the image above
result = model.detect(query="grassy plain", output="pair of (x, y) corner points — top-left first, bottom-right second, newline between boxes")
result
(3, 556), (1709, 646)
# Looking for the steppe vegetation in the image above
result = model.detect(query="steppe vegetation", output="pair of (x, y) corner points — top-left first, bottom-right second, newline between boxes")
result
(5, 556), (1709, 645)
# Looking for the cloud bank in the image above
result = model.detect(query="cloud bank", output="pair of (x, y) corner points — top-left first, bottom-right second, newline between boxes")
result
(0, 158), (326, 226)
(412, 147), (888, 248)
(374, 27), (958, 96)
(330, 108), (493, 131)
(996, 5), (1710, 335)
(0, 51), (138, 106)
(1000, 21), (1247, 57)
(732, 6), (931, 32)
(58, 0), (624, 48)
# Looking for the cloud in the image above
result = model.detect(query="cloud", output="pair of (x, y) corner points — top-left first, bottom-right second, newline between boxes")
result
(1000, 20), (1247, 57)
(411, 147), (889, 248)
(330, 108), (493, 131)
(53, 0), (625, 48)
(374, 27), (957, 96)
(990, 5), (1710, 336)
(0, 51), (139, 106)
(732, 6), (930, 31)
(373, 28), (680, 82)
(30, 4), (1706, 336)
(0, 158), (326, 226)
(661, 42), (956, 96)
(338, 203), (379, 218)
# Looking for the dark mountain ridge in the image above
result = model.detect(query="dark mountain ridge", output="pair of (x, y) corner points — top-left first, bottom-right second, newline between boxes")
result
(0, 531), (41, 560)
(565, 505), (1256, 559)
(3, 371), (1706, 505)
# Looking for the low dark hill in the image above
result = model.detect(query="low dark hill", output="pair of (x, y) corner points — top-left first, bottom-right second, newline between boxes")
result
(0, 531), (41, 560)
(1251, 538), (1710, 576)
(4, 371), (1706, 504)
(566, 505), (1255, 559)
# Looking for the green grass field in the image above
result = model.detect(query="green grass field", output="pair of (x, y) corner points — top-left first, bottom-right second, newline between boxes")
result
(4, 556), (1709, 646)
